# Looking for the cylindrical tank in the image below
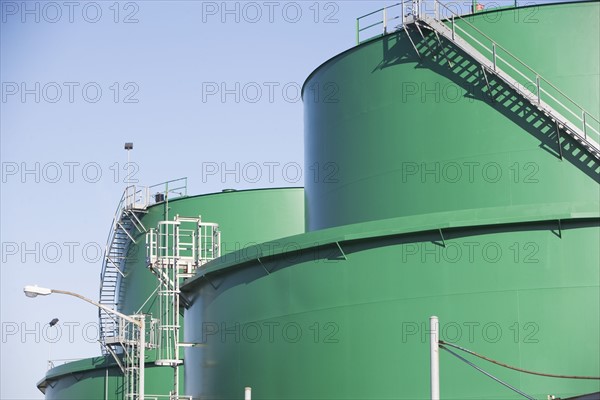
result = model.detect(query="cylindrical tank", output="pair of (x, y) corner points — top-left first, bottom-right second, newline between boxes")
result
(303, 1), (599, 231)
(182, 2), (599, 399)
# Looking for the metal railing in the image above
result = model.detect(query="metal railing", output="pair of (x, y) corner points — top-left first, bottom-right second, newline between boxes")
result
(47, 357), (87, 370)
(356, 0), (572, 44)
(356, 1), (413, 44)
(124, 177), (188, 211)
(429, 0), (600, 151)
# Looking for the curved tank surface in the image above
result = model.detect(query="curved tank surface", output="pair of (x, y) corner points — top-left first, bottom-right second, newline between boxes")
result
(303, 1), (599, 231)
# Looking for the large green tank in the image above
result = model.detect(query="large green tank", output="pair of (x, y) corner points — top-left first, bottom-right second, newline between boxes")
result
(303, 0), (599, 231)
(37, 188), (305, 399)
(182, 1), (599, 399)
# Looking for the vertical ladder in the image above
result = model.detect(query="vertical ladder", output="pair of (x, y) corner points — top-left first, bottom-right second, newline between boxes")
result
(146, 215), (221, 399)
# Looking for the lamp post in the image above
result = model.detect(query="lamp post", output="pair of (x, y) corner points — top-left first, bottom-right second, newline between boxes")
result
(24, 285), (145, 400)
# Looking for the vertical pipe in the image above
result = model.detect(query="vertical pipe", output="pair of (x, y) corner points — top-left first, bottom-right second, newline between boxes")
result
(245, 387), (252, 400)
(452, 16), (455, 40)
(139, 318), (145, 400)
(430, 316), (439, 400)
(582, 112), (587, 139)
(383, 7), (387, 34)
(356, 18), (359, 45)
(536, 75), (540, 104)
(434, 0), (438, 20)
(472, 0), (477, 13)
(492, 43), (496, 71)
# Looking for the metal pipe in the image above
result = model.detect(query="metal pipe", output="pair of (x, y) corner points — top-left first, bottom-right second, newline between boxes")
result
(492, 43), (496, 71)
(383, 7), (387, 34)
(245, 387), (252, 400)
(430, 316), (440, 400)
(139, 317), (145, 400)
(536, 75), (541, 104)
(583, 112), (587, 139)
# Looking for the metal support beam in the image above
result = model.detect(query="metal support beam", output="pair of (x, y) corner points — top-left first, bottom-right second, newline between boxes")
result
(336, 242), (348, 260)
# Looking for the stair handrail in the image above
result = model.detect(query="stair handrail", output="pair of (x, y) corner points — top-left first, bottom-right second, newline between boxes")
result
(427, 0), (599, 145)
(100, 187), (129, 283)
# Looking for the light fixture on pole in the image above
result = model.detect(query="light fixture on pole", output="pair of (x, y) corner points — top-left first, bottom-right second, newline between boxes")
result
(23, 285), (145, 400)
(124, 142), (133, 184)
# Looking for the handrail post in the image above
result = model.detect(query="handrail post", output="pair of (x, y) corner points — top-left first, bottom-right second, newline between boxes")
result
(356, 18), (359, 45)
(582, 111), (587, 139)
(430, 316), (440, 400)
(402, 1), (405, 25)
(492, 43), (496, 71)
(536, 75), (540, 104)
(451, 15), (455, 40)
(434, 0), (439, 20)
(383, 7), (387, 34)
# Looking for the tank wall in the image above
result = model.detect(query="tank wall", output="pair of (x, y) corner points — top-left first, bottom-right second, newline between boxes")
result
(303, 1), (599, 231)
(184, 221), (600, 399)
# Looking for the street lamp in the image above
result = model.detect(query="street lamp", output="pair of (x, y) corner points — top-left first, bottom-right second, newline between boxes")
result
(23, 285), (145, 400)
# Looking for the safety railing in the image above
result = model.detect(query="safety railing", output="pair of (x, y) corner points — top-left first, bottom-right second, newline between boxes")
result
(430, 0), (600, 150)
(47, 357), (87, 370)
(356, 2), (411, 45)
(357, 0), (571, 44)
(124, 177), (188, 211)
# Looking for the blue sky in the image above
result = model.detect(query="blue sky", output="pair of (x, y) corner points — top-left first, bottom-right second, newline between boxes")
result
(0, 0), (574, 398)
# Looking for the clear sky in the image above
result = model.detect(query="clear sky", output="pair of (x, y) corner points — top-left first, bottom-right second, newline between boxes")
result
(0, 0), (575, 398)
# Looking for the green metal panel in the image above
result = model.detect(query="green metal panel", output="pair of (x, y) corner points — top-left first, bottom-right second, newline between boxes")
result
(303, 1), (599, 231)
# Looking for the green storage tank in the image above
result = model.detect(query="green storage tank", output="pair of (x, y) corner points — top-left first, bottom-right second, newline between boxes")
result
(182, 1), (599, 399)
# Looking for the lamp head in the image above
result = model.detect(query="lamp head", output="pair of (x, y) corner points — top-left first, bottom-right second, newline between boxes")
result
(23, 285), (52, 298)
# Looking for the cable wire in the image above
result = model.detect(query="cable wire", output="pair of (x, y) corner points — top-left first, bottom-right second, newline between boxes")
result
(439, 344), (537, 400)
(439, 340), (600, 380)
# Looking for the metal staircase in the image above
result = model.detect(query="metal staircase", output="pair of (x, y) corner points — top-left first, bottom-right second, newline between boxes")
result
(356, 0), (600, 160)
(99, 186), (148, 351)
(99, 178), (189, 354)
